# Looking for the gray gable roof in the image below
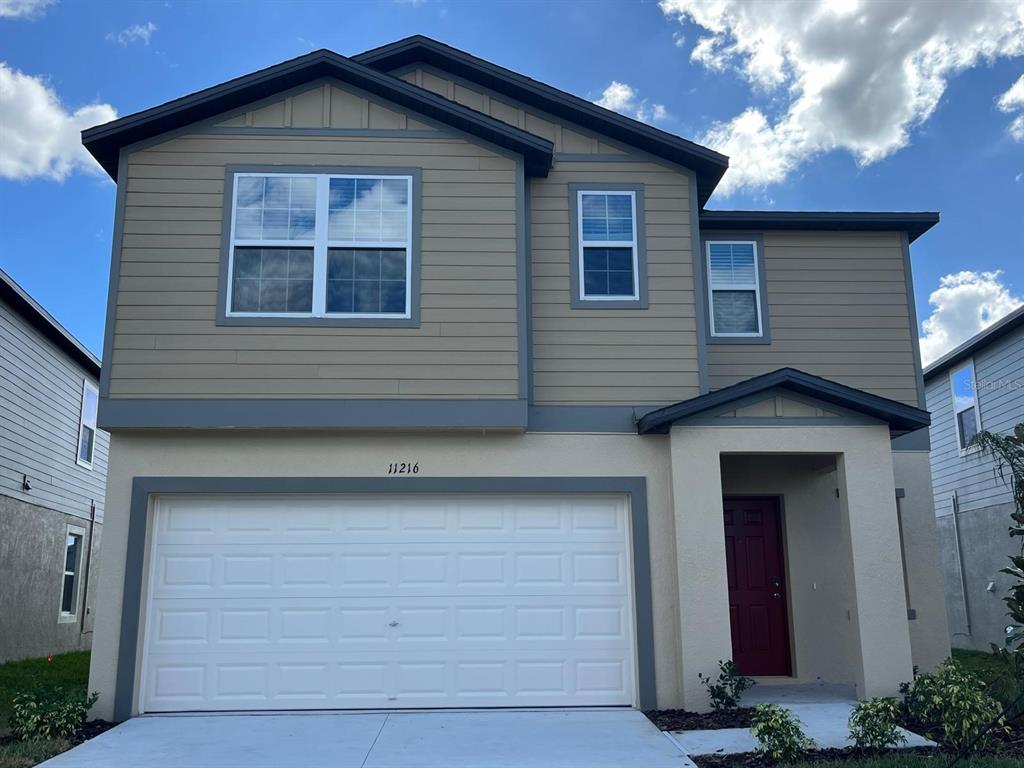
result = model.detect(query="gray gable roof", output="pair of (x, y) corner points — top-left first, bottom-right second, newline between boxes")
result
(353, 35), (729, 207)
(0, 268), (100, 377)
(81, 48), (555, 180)
(923, 304), (1024, 380)
(637, 367), (930, 436)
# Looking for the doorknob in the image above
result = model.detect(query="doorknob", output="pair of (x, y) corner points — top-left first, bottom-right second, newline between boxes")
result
(771, 576), (782, 588)
(388, 620), (400, 628)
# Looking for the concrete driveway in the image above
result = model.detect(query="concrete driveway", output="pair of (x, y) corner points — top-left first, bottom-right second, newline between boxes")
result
(40, 710), (694, 768)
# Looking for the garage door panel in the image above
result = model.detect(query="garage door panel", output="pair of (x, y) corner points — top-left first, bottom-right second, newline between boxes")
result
(155, 496), (626, 545)
(151, 544), (628, 598)
(142, 495), (636, 711)
(147, 595), (632, 654)
(143, 647), (633, 711)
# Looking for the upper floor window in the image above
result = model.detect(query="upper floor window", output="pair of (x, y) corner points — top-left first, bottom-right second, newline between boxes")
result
(707, 241), (763, 338)
(569, 185), (648, 309)
(950, 360), (980, 450)
(76, 381), (98, 469)
(226, 172), (413, 319)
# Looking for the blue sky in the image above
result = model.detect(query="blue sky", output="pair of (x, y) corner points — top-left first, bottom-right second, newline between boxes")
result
(0, 0), (1021, 362)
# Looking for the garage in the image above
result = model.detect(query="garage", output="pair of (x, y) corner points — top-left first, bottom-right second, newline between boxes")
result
(140, 494), (637, 712)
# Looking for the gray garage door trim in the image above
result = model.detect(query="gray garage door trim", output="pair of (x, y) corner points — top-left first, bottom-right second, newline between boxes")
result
(116, 476), (654, 721)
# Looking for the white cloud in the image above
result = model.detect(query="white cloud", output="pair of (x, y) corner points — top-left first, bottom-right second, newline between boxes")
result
(106, 21), (157, 46)
(0, 62), (117, 181)
(595, 81), (669, 124)
(659, 0), (1024, 196)
(919, 271), (1024, 366)
(997, 74), (1024, 141)
(0, 0), (55, 18)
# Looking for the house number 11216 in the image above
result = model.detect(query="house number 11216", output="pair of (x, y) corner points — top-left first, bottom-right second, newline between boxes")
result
(387, 462), (420, 475)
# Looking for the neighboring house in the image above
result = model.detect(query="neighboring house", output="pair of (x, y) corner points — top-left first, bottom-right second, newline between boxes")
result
(0, 269), (109, 663)
(81, 36), (950, 721)
(924, 306), (1024, 652)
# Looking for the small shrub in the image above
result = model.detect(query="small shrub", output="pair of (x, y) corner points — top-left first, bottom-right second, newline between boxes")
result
(750, 703), (815, 763)
(848, 697), (906, 749)
(900, 658), (1004, 751)
(698, 659), (755, 711)
(9, 684), (99, 741)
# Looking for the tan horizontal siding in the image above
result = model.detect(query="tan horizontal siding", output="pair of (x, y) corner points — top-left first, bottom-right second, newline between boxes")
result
(530, 159), (699, 405)
(109, 126), (520, 400)
(706, 231), (920, 406)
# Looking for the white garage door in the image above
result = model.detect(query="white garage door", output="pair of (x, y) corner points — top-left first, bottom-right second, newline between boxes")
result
(140, 494), (636, 712)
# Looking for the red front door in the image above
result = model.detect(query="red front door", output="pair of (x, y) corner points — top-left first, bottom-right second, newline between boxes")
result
(723, 497), (791, 677)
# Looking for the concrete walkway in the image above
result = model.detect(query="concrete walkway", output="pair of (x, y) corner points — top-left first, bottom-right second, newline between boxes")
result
(40, 710), (695, 768)
(669, 685), (935, 756)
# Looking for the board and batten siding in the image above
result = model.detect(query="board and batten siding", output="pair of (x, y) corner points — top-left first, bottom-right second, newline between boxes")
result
(706, 231), (921, 406)
(531, 160), (699, 405)
(0, 299), (108, 521)
(111, 99), (520, 399)
(396, 67), (626, 156)
(926, 326), (1023, 515)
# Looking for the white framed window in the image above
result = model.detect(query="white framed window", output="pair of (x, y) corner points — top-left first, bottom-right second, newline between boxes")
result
(226, 172), (413, 319)
(706, 240), (763, 337)
(58, 525), (85, 623)
(576, 190), (639, 301)
(76, 381), (98, 469)
(950, 359), (981, 450)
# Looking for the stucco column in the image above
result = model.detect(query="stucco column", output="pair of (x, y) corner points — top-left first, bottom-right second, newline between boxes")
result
(669, 427), (733, 711)
(836, 433), (915, 697)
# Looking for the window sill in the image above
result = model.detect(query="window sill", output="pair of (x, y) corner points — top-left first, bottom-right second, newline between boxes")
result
(707, 334), (771, 345)
(570, 297), (649, 310)
(57, 614), (77, 625)
(217, 315), (420, 328)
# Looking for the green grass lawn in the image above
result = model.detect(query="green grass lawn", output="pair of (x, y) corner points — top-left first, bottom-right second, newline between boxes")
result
(953, 647), (1024, 715)
(0, 652), (90, 768)
(0, 652), (90, 730)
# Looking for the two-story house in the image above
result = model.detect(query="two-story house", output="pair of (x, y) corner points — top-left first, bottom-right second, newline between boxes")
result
(0, 268), (109, 662)
(924, 305), (1024, 651)
(81, 36), (949, 721)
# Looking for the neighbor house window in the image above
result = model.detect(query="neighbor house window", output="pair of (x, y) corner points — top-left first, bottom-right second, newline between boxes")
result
(76, 381), (98, 468)
(707, 241), (763, 337)
(576, 190), (639, 301)
(950, 360), (980, 450)
(226, 173), (413, 319)
(59, 526), (85, 622)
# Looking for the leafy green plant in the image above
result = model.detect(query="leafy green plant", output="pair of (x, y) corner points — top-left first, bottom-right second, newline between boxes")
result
(750, 703), (815, 763)
(900, 659), (1003, 751)
(9, 684), (98, 741)
(848, 697), (906, 749)
(698, 659), (755, 711)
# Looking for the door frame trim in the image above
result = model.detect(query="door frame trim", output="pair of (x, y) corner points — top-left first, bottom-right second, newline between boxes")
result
(722, 495), (793, 677)
(116, 476), (655, 720)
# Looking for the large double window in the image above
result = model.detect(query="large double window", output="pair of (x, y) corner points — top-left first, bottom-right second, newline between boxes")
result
(226, 172), (413, 320)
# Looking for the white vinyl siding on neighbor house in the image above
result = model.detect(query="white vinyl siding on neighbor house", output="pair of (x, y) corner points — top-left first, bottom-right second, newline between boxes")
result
(227, 172), (413, 320)
(927, 327), (1024, 515)
(707, 241), (762, 337)
(576, 191), (639, 301)
(139, 494), (636, 712)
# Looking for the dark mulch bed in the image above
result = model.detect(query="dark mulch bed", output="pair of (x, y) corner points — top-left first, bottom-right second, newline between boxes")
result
(899, 714), (1024, 760)
(0, 719), (115, 749)
(645, 708), (755, 731)
(692, 746), (943, 767)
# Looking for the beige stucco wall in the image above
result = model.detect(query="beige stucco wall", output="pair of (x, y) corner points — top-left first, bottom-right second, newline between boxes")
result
(892, 449), (951, 672)
(88, 426), (941, 719)
(87, 430), (679, 719)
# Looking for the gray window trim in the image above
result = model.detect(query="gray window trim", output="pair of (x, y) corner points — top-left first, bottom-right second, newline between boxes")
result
(700, 231), (771, 345)
(114, 475), (656, 720)
(568, 183), (648, 309)
(217, 164), (422, 328)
